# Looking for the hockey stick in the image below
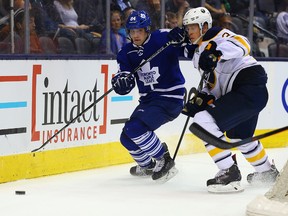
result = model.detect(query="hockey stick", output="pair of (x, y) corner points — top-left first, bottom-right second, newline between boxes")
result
(31, 41), (173, 152)
(172, 72), (206, 160)
(189, 123), (288, 149)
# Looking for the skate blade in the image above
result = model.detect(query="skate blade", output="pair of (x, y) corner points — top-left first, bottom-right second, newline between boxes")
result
(208, 181), (244, 194)
(154, 167), (178, 184)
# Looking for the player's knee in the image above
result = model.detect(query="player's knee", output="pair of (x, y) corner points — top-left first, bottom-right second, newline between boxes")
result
(123, 118), (149, 138)
(193, 110), (224, 141)
(236, 140), (259, 152)
(120, 131), (139, 151)
(193, 110), (215, 127)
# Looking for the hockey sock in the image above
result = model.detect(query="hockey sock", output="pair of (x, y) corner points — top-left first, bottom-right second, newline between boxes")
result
(194, 111), (234, 170)
(124, 118), (165, 160)
(120, 132), (152, 167)
(236, 140), (271, 172)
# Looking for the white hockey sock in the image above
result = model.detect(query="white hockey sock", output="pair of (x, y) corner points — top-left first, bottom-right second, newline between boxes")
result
(237, 140), (271, 172)
(194, 111), (234, 170)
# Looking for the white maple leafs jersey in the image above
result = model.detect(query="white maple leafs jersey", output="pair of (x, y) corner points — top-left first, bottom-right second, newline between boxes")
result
(117, 29), (186, 102)
(193, 26), (259, 98)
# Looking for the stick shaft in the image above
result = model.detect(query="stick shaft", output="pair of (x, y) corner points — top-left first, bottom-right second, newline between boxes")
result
(172, 72), (206, 160)
(190, 123), (288, 149)
(173, 116), (189, 160)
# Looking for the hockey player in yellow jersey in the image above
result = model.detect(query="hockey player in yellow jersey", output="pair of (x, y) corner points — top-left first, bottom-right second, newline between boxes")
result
(171, 7), (279, 193)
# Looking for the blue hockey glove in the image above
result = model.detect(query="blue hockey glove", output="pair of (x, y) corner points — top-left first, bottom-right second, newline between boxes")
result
(199, 41), (222, 73)
(167, 27), (186, 46)
(181, 91), (215, 117)
(111, 72), (135, 95)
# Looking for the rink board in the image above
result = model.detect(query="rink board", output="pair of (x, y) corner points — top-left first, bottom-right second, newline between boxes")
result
(0, 59), (287, 183)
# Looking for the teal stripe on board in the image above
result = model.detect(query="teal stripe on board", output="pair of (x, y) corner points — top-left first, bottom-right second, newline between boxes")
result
(111, 96), (133, 102)
(0, 102), (27, 109)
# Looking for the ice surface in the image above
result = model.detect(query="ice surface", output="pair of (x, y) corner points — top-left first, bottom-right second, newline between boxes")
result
(0, 148), (287, 216)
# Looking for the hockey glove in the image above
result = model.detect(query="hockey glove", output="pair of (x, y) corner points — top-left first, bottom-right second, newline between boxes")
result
(181, 91), (215, 117)
(199, 41), (222, 73)
(167, 27), (186, 46)
(111, 72), (135, 95)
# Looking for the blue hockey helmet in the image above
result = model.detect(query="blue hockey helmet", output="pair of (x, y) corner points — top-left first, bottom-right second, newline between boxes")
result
(126, 10), (151, 32)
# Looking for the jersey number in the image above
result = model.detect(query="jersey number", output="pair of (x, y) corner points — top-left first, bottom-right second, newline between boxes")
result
(222, 32), (231, 38)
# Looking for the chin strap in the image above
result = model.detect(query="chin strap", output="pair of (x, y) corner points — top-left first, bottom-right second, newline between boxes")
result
(192, 35), (203, 45)
(191, 24), (207, 44)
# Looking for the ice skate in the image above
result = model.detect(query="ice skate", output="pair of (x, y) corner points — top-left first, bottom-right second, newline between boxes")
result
(151, 143), (178, 183)
(207, 156), (244, 193)
(130, 160), (155, 177)
(247, 162), (279, 185)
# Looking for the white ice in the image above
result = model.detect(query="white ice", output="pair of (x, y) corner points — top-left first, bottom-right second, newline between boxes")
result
(0, 148), (287, 216)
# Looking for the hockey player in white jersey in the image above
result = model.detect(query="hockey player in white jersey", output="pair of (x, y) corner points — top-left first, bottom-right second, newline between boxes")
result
(174, 7), (279, 193)
(111, 10), (193, 183)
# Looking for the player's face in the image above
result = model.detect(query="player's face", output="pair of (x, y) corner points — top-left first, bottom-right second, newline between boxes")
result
(129, 28), (148, 46)
(185, 24), (201, 44)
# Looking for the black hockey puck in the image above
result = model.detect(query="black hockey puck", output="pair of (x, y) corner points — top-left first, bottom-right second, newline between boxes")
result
(15, 191), (26, 195)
